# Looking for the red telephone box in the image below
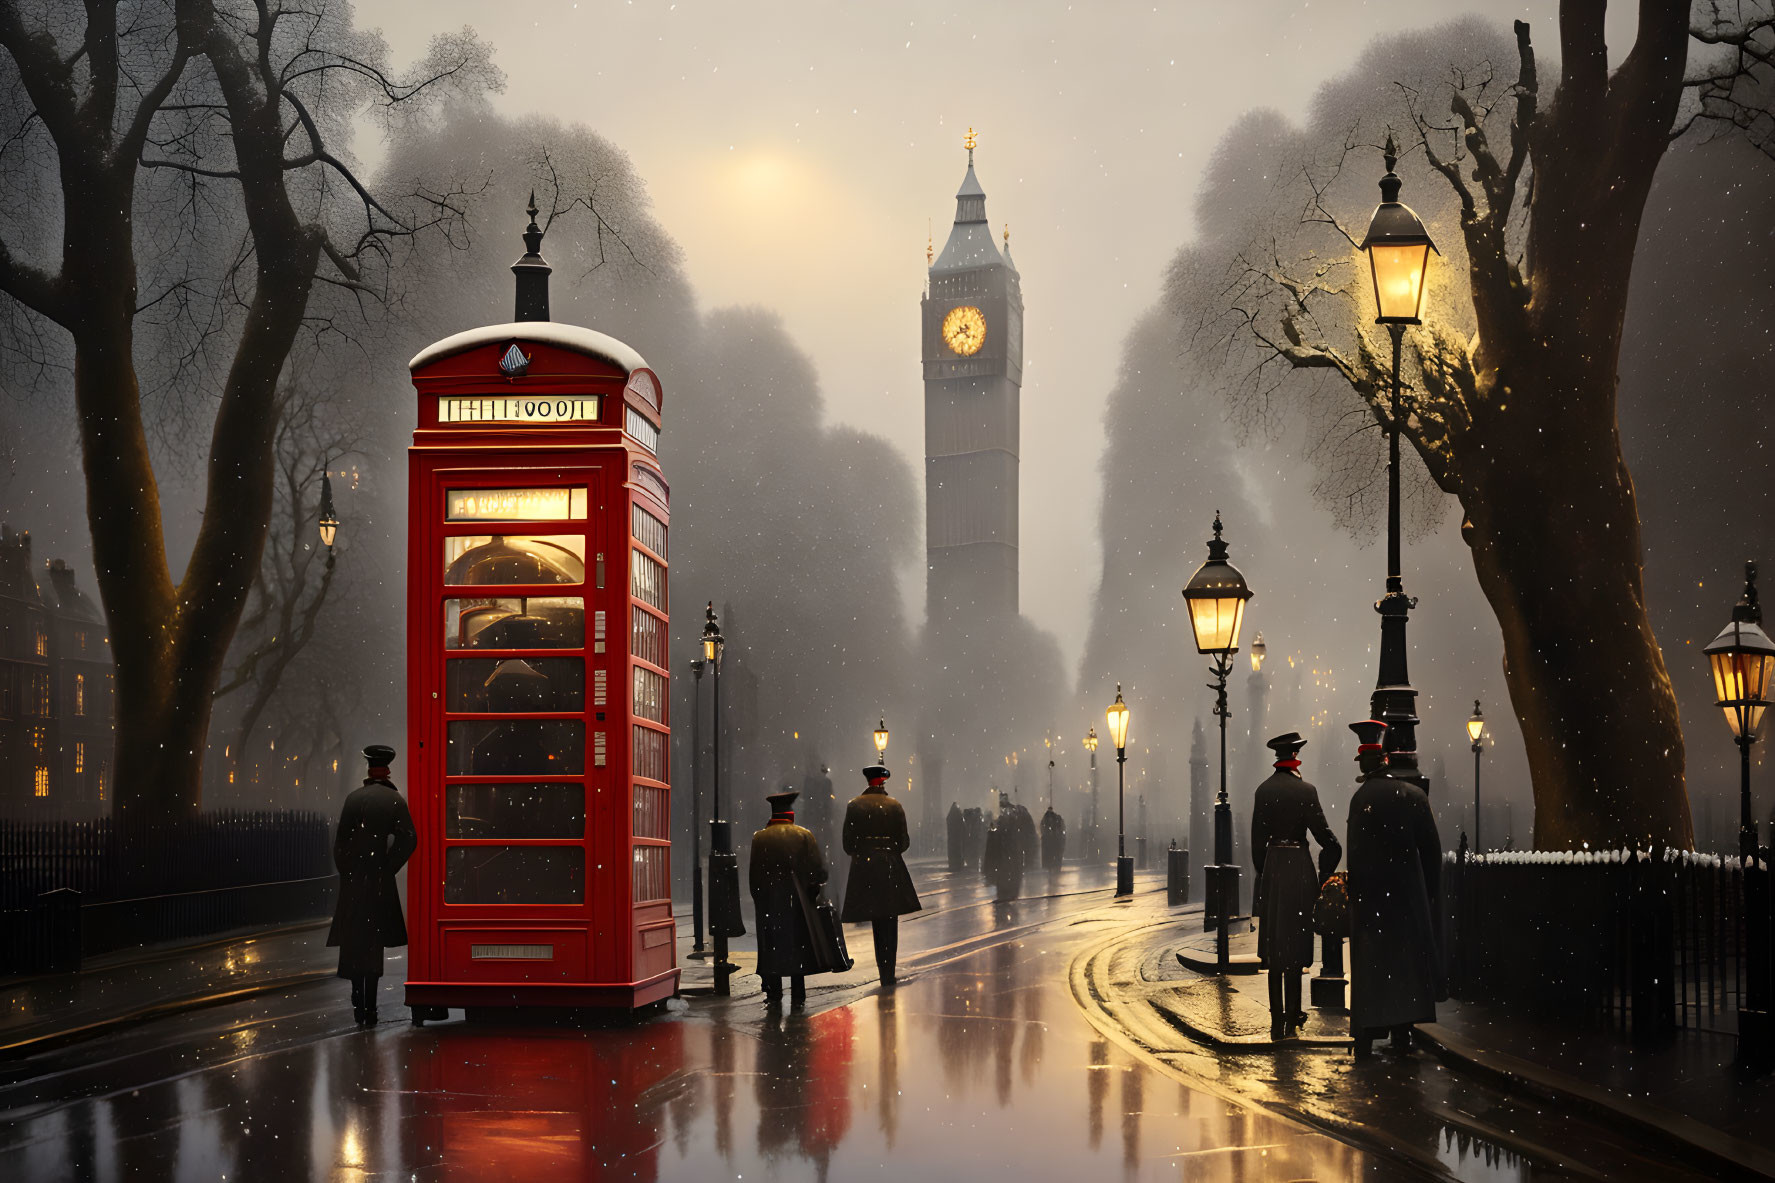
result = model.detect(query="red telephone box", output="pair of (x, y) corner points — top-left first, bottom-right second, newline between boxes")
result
(402, 216), (676, 1014)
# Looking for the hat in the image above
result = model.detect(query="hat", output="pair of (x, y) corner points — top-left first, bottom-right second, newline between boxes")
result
(863, 763), (890, 782)
(363, 744), (396, 766)
(766, 790), (799, 813)
(1347, 720), (1388, 751)
(1266, 732), (1308, 754)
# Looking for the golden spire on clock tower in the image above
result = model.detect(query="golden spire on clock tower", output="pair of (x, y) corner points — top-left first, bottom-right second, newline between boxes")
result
(964, 126), (977, 165)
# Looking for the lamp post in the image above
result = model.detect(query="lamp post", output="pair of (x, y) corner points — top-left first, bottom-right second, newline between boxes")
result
(1084, 727), (1100, 862)
(1183, 512), (1254, 973)
(702, 602), (742, 995)
(874, 718), (890, 762)
(1106, 687), (1132, 895)
(317, 461), (340, 568)
(1359, 134), (1438, 788)
(1466, 701), (1486, 854)
(687, 657), (708, 956)
(1705, 562), (1775, 1067)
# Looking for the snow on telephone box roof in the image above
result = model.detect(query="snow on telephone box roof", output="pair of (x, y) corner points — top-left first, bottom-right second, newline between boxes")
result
(408, 320), (648, 376)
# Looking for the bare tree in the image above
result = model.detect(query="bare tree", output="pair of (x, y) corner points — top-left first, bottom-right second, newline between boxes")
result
(0, 2), (499, 817)
(1204, 5), (1775, 847)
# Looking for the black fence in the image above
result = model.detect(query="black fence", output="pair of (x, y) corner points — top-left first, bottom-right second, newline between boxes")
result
(1444, 847), (1773, 1041)
(0, 811), (335, 975)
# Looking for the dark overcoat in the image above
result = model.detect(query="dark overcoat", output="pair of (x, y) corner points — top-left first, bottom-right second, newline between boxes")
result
(1040, 808), (1066, 870)
(327, 778), (417, 979)
(1346, 771), (1445, 1030)
(1251, 770), (1342, 969)
(749, 818), (829, 978)
(1014, 805), (1038, 870)
(947, 803), (966, 871)
(981, 814), (1023, 900)
(840, 788), (922, 922)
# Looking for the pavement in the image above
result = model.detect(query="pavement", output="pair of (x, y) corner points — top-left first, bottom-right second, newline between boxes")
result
(1079, 904), (1775, 1180)
(5, 859), (1774, 1180)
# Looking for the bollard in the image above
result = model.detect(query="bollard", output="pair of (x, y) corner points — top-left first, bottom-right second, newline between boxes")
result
(1135, 835), (1149, 871)
(1167, 843), (1190, 906)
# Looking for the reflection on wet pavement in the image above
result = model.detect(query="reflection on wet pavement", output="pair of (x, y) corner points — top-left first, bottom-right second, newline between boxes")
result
(0, 869), (1453, 1181)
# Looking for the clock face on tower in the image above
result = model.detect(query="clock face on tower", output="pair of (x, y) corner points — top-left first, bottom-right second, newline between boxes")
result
(941, 304), (987, 356)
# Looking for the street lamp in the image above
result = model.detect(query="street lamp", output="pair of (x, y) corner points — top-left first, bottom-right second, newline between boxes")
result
(1250, 631), (1267, 674)
(688, 656), (707, 957)
(1467, 701), (1486, 854)
(1084, 726), (1100, 861)
(1359, 133), (1438, 787)
(1706, 561), (1775, 1068)
(1106, 686), (1132, 896)
(701, 602), (742, 994)
(1183, 512), (1254, 972)
(317, 462), (340, 562)
(874, 718), (890, 761)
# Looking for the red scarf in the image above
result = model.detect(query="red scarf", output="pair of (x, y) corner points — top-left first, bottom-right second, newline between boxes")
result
(1273, 758), (1301, 772)
(771, 809), (795, 823)
(367, 766), (391, 781)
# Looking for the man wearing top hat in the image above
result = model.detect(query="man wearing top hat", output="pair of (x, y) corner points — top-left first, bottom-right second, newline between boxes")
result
(327, 744), (417, 1026)
(1345, 719), (1445, 1058)
(841, 762), (921, 989)
(1251, 731), (1342, 1039)
(749, 789), (829, 1007)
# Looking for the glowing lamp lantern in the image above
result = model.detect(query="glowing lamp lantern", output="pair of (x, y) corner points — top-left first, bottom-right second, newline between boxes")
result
(874, 719), (890, 759)
(1360, 134), (1439, 325)
(1105, 687), (1130, 754)
(317, 466), (340, 551)
(701, 601), (724, 667)
(1467, 701), (1487, 747)
(1705, 582), (1775, 742)
(1083, 727), (1098, 754)
(1250, 631), (1267, 673)
(1182, 514), (1253, 656)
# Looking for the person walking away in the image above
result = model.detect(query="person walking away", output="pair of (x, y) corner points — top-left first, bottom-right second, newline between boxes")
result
(1250, 732), (1341, 1040)
(947, 801), (966, 872)
(1014, 801), (1038, 871)
(1040, 806), (1067, 871)
(328, 744), (417, 1026)
(749, 790), (829, 1007)
(1345, 719), (1444, 1058)
(982, 798), (1024, 902)
(841, 763), (922, 989)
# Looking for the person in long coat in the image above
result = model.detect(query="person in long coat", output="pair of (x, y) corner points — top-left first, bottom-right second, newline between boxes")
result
(749, 789), (829, 1006)
(1014, 802), (1039, 871)
(1345, 718), (1445, 1058)
(1250, 731), (1341, 1039)
(1040, 806), (1067, 871)
(947, 802), (966, 872)
(328, 744), (417, 1026)
(981, 799), (1024, 902)
(841, 763), (922, 988)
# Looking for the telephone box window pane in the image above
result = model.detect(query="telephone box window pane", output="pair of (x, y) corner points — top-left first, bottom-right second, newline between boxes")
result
(633, 785), (668, 839)
(632, 608), (666, 669)
(446, 597), (584, 650)
(631, 549), (666, 611)
(445, 535), (585, 585)
(446, 784), (585, 839)
(445, 846), (584, 905)
(447, 658), (584, 713)
(632, 845), (667, 902)
(626, 406), (660, 453)
(446, 487), (588, 522)
(633, 725), (666, 782)
(631, 504), (666, 558)
(447, 720), (584, 775)
(632, 666), (667, 723)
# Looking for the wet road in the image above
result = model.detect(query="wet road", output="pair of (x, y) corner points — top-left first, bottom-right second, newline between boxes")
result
(0, 867), (1656, 1180)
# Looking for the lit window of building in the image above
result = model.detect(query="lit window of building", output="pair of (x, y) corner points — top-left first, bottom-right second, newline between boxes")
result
(33, 766), (47, 797)
(74, 741), (84, 773)
(34, 626), (46, 656)
(98, 763), (108, 801)
(74, 673), (84, 716)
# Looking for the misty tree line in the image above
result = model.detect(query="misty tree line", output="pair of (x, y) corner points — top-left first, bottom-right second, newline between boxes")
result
(6, 3), (1775, 852)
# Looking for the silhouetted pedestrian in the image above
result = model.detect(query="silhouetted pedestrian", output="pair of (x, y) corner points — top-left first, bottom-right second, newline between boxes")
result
(982, 799), (1024, 902)
(1250, 731), (1341, 1040)
(947, 801), (965, 871)
(749, 790), (828, 1007)
(327, 744), (417, 1026)
(841, 763), (922, 989)
(1040, 806), (1066, 870)
(1345, 719), (1444, 1059)
(1014, 802), (1038, 870)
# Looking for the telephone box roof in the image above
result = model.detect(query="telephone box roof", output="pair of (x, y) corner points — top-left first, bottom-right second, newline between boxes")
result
(409, 321), (647, 375)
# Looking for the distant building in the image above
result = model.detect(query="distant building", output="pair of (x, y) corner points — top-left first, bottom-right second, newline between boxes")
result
(0, 526), (114, 817)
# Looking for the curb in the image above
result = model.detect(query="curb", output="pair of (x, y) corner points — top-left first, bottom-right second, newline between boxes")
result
(1415, 1021), (1775, 1183)
(0, 969), (336, 1060)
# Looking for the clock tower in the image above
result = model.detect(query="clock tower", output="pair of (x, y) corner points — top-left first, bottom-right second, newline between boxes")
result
(922, 132), (1023, 630)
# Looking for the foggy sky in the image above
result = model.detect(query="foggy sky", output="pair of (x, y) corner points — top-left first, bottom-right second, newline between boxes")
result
(352, 0), (1633, 674)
